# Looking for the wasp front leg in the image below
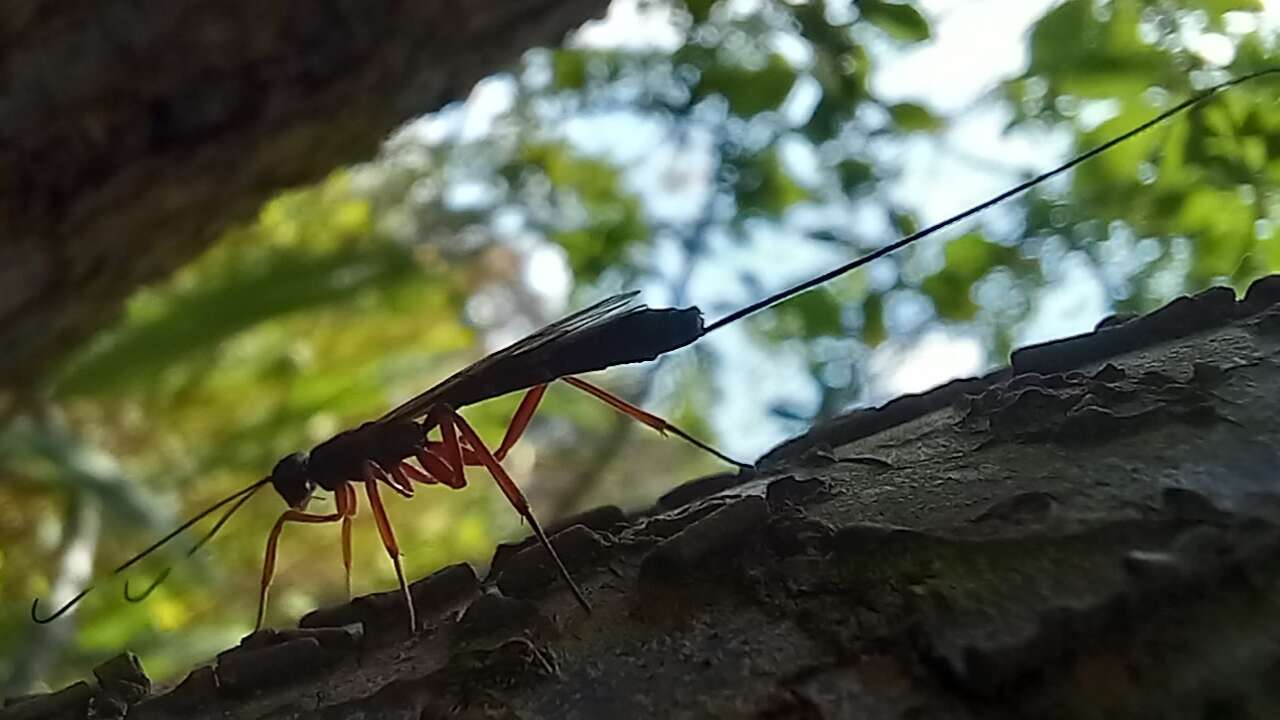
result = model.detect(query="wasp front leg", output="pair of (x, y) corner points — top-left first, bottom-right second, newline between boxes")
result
(256, 509), (343, 631)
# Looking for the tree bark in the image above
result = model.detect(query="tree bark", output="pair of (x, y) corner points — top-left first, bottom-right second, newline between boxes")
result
(10, 279), (1279, 720)
(0, 0), (607, 391)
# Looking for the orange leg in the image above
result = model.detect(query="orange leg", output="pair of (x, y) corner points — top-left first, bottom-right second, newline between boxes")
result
(426, 441), (484, 466)
(494, 384), (549, 461)
(446, 408), (591, 612)
(392, 462), (428, 490)
(560, 376), (748, 469)
(360, 461), (396, 494)
(336, 484), (357, 600)
(428, 405), (466, 487)
(362, 462), (416, 633)
(385, 464), (416, 497)
(416, 447), (464, 488)
(256, 509), (343, 631)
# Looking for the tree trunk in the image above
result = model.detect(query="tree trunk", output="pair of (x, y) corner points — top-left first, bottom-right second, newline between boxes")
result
(10, 279), (1279, 720)
(0, 0), (607, 391)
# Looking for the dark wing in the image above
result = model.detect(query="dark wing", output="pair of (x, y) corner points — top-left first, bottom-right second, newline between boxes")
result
(376, 291), (642, 424)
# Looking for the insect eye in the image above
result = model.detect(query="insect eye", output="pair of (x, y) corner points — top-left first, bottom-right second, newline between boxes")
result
(269, 453), (312, 508)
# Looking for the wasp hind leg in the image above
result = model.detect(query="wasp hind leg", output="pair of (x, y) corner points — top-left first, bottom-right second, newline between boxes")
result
(444, 407), (591, 613)
(560, 376), (750, 469)
(361, 462), (417, 634)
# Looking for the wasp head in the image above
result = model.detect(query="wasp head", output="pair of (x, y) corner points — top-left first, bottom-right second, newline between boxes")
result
(269, 452), (314, 510)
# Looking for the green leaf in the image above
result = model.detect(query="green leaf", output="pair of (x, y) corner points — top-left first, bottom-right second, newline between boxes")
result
(859, 0), (931, 43)
(1179, 188), (1255, 280)
(1156, 115), (1191, 188)
(695, 53), (797, 117)
(861, 292), (886, 346)
(734, 150), (811, 217)
(1253, 226), (1280, 272)
(792, 2), (858, 55)
(1241, 135), (1268, 172)
(890, 210), (919, 236)
(1075, 99), (1164, 188)
(685, 0), (717, 24)
(553, 50), (587, 90)
(943, 232), (1018, 277)
(836, 159), (875, 192)
(888, 102), (942, 132)
(770, 290), (845, 339)
(920, 233), (1018, 321)
(1203, 0), (1262, 11)
(921, 272), (978, 321)
(1025, 0), (1164, 99)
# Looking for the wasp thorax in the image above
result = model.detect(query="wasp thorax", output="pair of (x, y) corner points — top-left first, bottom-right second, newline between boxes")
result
(269, 452), (314, 510)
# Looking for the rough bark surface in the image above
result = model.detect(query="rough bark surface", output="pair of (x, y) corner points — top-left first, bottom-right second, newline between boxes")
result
(0, 0), (607, 390)
(9, 278), (1280, 720)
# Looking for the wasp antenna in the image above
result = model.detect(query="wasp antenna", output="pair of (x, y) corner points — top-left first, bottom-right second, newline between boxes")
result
(31, 587), (93, 624)
(123, 570), (169, 603)
(113, 478), (269, 577)
(30, 478), (269, 625)
(122, 486), (258, 603)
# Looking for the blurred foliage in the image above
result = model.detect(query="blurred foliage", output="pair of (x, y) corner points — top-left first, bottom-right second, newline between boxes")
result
(2, 0), (1277, 694)
(1004, 0), (1277, 314)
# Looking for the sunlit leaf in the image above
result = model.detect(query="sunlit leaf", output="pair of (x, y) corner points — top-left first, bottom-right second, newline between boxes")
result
(734, 150), (811, 217)
(695, 53), (797, 117)
(921, 271), (977, 321)
(1075, 99), (1164, 189)
(861, 292), (887, 347)
(920, 233), (1018, 321)
(766, 290), (844, 340)
(888, 102), (941, 132)
(553, 49), (588, 90)
(1203, 0), (1262, 12)
(890, 210), (918, 236)
(1026, 0), (1164, 99)
(1179, 188), (1255, 280)
(859, 0), (931, 43)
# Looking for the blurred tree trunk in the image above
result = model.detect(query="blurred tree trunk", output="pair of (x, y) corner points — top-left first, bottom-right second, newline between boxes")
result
(0, 0), (607, 393)
(11, 282), (1269, 719)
